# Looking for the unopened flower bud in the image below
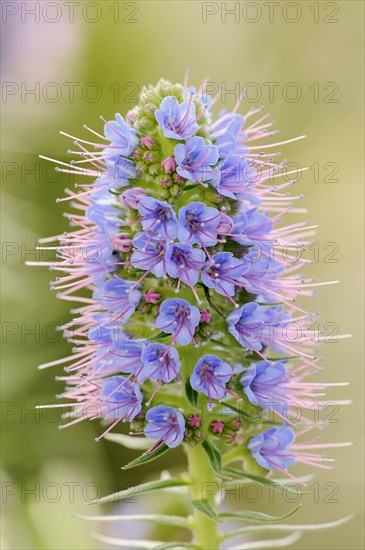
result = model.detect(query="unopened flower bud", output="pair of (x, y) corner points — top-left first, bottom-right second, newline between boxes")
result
(200, 309), (212, 324)
(141, 135), (155, 150)
(143, 289), (161, 304)
(227, 418), (242, 431)
(188, 414), (202, 428)
(210, 420), (225, 434)
(161, 156), (176, 174)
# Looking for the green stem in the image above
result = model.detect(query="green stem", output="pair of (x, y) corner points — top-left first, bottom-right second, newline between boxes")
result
(185, 444), (220, 549)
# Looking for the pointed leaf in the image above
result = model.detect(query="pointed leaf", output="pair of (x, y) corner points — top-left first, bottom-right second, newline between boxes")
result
(74, 512), (190, 528)
(92, 532), (162, 549)
(210, 339), (245, 352)
(154, 544), (199, 550)
(223, 467), (308, 495)
(87, 478), (189, 505)
(219, 504), (301, 523)
(192, 499), (222, 522)
(104, 433), (151, 450)
(122, 444), (170, 470)
(222, 515), (353, 541)
(149, 331), (169, 341)
(202, 440), (222, 475)
(185, 379), (199, 410)
(230, 531), (302, 550)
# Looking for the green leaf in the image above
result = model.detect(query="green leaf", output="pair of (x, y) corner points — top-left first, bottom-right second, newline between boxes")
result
(154, 543), (199, 550)
(87, 478), (190, 505)
(222, 514), (353, 541)
(92, 532), (162, 549)
(185, 379), (199, 409)
(219, 504), (301, 523)
(104, 433), (151, 450)
(230, 531), (302, 550)
(122, 444), (170, 470)
(202, 440), (222, 475)
(210, 339), (244, 352)
(149, 331), (169, 341)
(192, 499), (222, 522)
(73, 512), (190, 529)
(223, 467), (308, 495)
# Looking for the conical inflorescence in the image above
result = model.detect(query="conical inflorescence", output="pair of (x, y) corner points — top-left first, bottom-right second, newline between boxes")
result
(36, 78), (350, 529)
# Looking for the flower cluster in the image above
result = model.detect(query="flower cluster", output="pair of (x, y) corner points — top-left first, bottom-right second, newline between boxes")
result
(37, 77), (348, 481)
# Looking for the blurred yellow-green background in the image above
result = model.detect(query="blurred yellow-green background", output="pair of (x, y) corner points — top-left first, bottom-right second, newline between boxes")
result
(1, 1), (364, 548)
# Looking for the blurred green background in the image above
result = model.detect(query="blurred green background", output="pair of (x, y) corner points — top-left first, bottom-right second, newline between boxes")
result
(1, 1), (364, 548)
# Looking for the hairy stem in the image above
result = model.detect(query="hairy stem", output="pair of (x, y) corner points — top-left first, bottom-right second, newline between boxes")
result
(185, 444), (220, 549)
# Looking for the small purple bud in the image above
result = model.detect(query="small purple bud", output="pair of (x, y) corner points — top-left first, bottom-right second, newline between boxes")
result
(211, 420), (225, 434)
(229, 418), (242, 431)
(200, 309), (212, 324)
(162, 156), (176, 174)
(125, 109), (136, 124)
(141, 135), (155, 150)
(143, 289), (161, 304)
(188, 414), (202, 428)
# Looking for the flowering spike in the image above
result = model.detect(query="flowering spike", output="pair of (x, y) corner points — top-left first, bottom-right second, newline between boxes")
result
(34, 76), (350, 549)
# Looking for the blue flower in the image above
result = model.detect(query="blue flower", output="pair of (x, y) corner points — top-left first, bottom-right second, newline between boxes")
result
(210, 111), (244, 140)
(211, 154), (256, 199)
(228, 302), (293, 354)
(113, 157), (139, 182)
(86, 204), (122, 236)
(202, 252), (248, 298)
(232, 208), (273, 246)
(156, 298), (200, 345)
(82, 256), (116, 287)
(210, 111), (244, 160)
(240, 361), (288, 408)
(260, 305), (292, 354)
(131, 231), (167, 277)
(184, 86), (212, 109)
(94, 278), (142, 319)
(88, 319), (114, 344)
(248, 425), (296, 471)
(144, 405), (185, 448)
(139, 343), (180, 383)
(174, 136), (219, 183)
(137, 197), (178, 241)
(120, 187), (146, 210)
(155, 96), (199, 140)
(238, 251), (285, 299)
(165, 243), (205, 286)
(226, 302), (268, 351)
(102, 113), (138, 163)
(178, 201), (221, 247)
(213, 134), (236, 161)
(101, 375), (143, 421)
(190, 355), (233, 400)
(112, 338), (145, 375)
(89, 158), (138, 197)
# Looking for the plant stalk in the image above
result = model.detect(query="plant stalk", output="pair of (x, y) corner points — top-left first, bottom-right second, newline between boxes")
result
(185, 444), (220, 549)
